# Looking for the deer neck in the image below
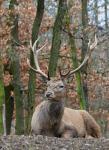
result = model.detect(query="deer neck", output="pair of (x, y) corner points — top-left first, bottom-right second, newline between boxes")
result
(48, 100), (64, 122)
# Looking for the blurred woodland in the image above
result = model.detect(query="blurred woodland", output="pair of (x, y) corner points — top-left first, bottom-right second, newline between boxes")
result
(0, 0), (109, 137)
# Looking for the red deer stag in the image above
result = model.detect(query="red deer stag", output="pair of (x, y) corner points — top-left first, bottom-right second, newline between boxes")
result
(28, 35), (101, 138)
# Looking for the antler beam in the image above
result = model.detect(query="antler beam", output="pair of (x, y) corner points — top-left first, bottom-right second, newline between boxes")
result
(61, 34), (97, 78)
(27, 38), (48, 80)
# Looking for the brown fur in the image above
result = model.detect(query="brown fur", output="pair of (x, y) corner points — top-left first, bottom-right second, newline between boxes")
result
(62, 108), (101, 138)
(80, 110), (101, 137)
(31, 100), (63, 136)
(59, 121), (79, 138)
(31, 100), (78, 138)
(31, 78), (101, 138)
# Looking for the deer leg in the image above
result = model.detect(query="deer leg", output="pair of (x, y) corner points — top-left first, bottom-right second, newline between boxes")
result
(57, 122), (79, 138)
(61, 124), (78, 138)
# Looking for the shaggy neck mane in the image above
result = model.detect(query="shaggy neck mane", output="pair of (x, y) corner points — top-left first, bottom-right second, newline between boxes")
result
(48, 100), (64, 122)
(48, 100), (64, 136)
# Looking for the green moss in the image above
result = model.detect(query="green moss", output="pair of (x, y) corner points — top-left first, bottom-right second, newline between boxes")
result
(26, 0), (45, 134)
(69, 35), (86, 110)
(0, 74), (5, 134)
(48, 0), (67, 77)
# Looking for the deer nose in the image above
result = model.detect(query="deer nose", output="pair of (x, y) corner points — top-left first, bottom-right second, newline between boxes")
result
(46, 92), (52, 98)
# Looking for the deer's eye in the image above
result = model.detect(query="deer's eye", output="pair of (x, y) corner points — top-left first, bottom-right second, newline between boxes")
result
(59, 85), (64, 89)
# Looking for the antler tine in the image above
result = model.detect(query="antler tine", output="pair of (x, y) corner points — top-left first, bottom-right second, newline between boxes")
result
(37, 42), (47, 53)
(89, 34), (97, 50)
(30, 37), (40, 52)
(33, 40), (47, 71)
(28, 38), (48, 80)
(67, 56), (88, 77)
(66, 34), (97, 78)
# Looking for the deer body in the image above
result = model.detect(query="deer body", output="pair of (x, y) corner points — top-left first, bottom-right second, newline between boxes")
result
(31, 79), (78, 138)
(31, 100), (64, 137)
(29, 35), (101, 138)
(63, 108), (101, 137)
(31, 92), (101, 138)
(63, 108), (86, 137)
(31, 78), (101, 138)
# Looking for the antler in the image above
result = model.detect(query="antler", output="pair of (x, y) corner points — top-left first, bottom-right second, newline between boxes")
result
(27, 38), (48, 80)
(61, 34), (97, 78)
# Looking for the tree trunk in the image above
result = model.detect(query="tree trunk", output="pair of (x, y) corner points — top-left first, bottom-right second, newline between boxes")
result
(104, 0), (108, 29)
(3, 52), (14, 135)
(64, 3), (87, 109)
(11, 53), (24, 135)
(48, 0), (67, 77)
(26, 0), (44, 134)
(0, 52), (5, 134)
(4, 85), (14, 135)
(81, 0), (88, 60)
(8, 0), (25, 134)
(81, 0), (89, 110)
(69, 34), (86, 109)
(94, 0), (98, 26)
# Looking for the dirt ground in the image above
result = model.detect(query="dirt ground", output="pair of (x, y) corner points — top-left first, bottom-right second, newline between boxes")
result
(0, 135), (109, 150)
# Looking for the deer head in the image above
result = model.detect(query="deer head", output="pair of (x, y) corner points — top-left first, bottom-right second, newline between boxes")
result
(45, 77), (66, 101)
(27, 35), (97, 101)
